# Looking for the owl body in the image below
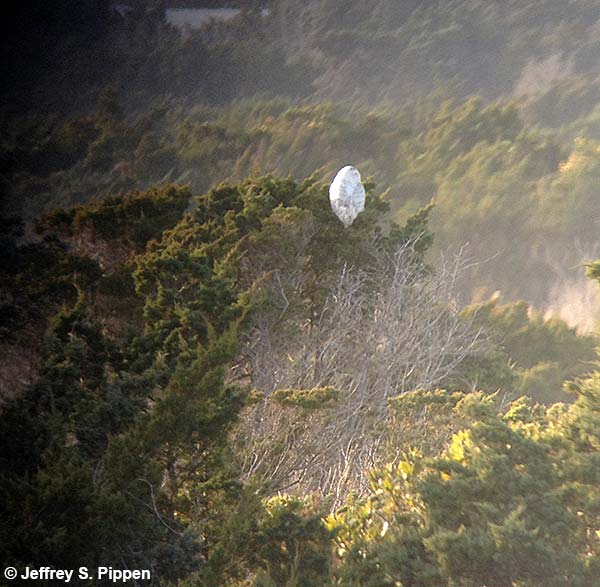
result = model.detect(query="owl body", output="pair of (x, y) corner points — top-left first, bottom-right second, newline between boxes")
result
(329, 166), (366, 227)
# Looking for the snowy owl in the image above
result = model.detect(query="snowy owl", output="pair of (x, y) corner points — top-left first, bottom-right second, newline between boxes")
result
(329, 165), (365, 227)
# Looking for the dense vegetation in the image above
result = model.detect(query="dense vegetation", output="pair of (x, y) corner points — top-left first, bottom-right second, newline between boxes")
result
(2, 2), (600, 586)
(2, 176), (599, 585)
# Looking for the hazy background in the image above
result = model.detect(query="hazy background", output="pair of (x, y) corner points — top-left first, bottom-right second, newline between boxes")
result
(4, 0), (600, 329)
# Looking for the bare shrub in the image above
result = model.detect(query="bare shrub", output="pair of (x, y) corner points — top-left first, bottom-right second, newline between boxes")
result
(233, 239), (488, 503)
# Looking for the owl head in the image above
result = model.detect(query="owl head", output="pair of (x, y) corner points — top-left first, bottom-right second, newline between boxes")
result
(338, 165), (361, 181)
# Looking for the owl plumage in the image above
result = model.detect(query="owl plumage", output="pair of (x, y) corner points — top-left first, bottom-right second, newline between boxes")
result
(329, 166), (366, 227)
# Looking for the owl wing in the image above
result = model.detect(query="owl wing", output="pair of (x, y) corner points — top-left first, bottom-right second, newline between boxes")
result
(349, 180), (366, 214)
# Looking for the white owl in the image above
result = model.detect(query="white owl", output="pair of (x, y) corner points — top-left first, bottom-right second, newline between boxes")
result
(329, 165), (365, 227)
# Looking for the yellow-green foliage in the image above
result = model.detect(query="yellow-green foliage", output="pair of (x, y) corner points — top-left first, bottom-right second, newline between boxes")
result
(272, 387), (340, 410)
(382, 389), (479, 458)
(326, 385), (600, 587)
